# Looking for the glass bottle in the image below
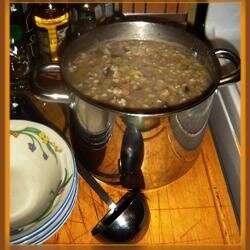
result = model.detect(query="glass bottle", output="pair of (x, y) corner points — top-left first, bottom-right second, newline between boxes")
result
(32, 3), (70, 63)
(10, 3), (31, 89)
(24, 4), (38, 60)
(10, 4), (25, 43)
(10, 3), (40, 121)
(70, 3), (98, 39)
(78, 3), (96, 23)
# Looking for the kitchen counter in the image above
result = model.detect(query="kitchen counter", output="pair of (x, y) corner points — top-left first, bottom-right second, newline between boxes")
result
(31, 100), (240, 245)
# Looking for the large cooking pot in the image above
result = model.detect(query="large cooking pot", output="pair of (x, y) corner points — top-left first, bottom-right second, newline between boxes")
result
(32, 21), (240, 190)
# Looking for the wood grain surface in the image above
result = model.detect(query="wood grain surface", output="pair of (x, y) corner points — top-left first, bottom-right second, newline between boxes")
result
(32, 100), (240, 245)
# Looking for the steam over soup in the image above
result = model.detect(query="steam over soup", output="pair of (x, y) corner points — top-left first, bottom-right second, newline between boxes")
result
(67, 40), (212, 109)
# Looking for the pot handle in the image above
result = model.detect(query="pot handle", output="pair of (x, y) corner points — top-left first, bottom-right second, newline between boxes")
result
(31, 64), (73, 104)
(214, 48), (240, 86)
(119, 125), (145, 189)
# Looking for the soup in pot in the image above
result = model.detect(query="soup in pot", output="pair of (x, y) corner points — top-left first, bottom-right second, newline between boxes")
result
(66, 40), (212, 109)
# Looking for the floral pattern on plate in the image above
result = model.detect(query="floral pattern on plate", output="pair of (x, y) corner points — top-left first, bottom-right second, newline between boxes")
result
(10, 126), (73, 233)
(10, 127), (62, 161)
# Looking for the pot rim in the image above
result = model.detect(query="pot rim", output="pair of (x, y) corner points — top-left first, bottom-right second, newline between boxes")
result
(61, 21), (223, 116)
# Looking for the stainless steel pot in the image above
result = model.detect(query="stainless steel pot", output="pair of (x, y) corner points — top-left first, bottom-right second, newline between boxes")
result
(31, 22), (240, 190)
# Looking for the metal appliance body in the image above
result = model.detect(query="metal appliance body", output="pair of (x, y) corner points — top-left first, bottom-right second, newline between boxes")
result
(69, 94), (214, 189)
(31, 21), (240, 190)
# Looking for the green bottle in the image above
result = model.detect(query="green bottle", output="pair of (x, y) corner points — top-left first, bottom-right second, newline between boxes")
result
(10, 4), (25, 43)
(10, 3), (32, 88)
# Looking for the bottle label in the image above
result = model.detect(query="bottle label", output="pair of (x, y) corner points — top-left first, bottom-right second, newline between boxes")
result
(36, 25), (68, 58)
(34, 13), (69, 62)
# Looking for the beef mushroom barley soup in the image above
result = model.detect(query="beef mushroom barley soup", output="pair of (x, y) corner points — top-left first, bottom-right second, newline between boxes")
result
(67, 40), (212, 109)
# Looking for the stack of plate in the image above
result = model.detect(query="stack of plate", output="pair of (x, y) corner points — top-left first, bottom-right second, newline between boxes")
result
(10, 120), (78, 245)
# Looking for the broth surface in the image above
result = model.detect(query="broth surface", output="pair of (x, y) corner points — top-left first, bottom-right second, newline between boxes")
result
(67, 40), (212, 109)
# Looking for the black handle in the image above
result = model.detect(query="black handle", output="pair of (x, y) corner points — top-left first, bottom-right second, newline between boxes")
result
(80, 166), (115, 207)
(214, 48), (240, 86)
(119, 125), (144, 189)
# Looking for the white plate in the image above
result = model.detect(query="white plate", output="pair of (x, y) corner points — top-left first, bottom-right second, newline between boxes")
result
(12, 178), (78, 245)
(11, 175), (78, 244)
(10, 120), (77, 242)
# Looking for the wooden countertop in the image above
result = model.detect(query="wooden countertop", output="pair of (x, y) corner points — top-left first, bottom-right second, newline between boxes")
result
(32, 101), (240, 245)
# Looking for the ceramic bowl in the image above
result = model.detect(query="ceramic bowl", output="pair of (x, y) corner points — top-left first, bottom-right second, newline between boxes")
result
(12, 179), (78, 245)
(10, 120), (77, 235)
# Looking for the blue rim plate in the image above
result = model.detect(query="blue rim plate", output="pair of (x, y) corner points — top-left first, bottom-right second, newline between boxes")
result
(15, 180), (78, 245)
(10, 120), (78, 243)
(11, 176), (78, 244)
(32, 183), (78, 245)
